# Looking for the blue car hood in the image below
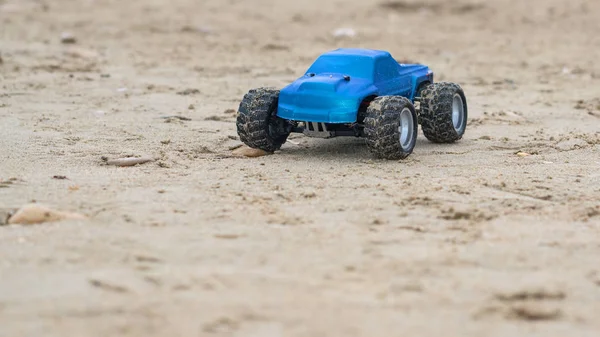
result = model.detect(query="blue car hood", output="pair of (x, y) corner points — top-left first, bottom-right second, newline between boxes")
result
(277, 73), (376, 123)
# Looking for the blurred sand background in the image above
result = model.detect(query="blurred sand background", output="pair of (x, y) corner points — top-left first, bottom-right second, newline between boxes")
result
(1, 0), (599, 336)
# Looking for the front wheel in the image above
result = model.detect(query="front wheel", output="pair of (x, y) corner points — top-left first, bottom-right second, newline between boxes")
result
(364, 96), (418, 160)
(236, 87), (291, 152)
(419, 82), (468, 143)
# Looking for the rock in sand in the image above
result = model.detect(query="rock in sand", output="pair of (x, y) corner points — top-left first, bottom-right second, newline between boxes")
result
(7, 204), (87, 225)
(232, 145), (270, 157)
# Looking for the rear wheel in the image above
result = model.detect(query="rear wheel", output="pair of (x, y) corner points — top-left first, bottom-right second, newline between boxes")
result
(364, 96), (418, 160)
(236, 87), (290, 152)
(419, 82), (467, 143)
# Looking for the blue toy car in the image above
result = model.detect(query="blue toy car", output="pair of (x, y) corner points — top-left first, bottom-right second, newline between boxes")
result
(236, 48), (467, 159)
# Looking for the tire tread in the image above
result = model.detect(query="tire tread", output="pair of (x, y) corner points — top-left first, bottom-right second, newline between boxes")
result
(236, 87), (288, 152)
(364, 96), (417, 160)
(420, 82), (467, 143)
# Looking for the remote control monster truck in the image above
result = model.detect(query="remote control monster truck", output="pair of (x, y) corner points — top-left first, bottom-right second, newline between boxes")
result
(236, 48), (467, 159)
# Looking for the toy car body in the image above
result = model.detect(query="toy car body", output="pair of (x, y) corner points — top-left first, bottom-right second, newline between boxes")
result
(277, 48), (431, 124)
(236, 48), (468, 159)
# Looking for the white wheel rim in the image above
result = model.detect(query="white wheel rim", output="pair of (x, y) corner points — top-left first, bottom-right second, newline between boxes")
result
(398, 107), (414, 150)
(452, 93), (465, 132)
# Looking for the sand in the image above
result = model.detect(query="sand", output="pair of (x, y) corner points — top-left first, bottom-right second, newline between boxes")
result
(1, 0), (599, 336)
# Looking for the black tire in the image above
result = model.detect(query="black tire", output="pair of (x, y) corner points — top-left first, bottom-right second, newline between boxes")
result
(364, 96), (418, 160)
(419, 82), (467, 143)
(236, 87), (290, 152)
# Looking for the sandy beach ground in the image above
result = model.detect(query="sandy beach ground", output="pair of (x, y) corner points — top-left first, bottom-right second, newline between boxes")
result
(1, 0), (599, 336)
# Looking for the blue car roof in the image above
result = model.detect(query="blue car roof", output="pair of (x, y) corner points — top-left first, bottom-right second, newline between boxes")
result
(321, 48), (391, 58)
(306, 48), (394, 79)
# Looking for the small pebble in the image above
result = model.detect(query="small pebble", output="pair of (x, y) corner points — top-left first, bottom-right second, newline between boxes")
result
(60, 32), (77, 44)
(232, 145), (270, 158)
(7, 204), (87, 225)
(332, 27), (356, 38)
(102, 156), (154, 167)
(92, 110), (105, 117)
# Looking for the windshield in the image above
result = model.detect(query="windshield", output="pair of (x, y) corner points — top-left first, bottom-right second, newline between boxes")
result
(306, 55), (375, 79)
